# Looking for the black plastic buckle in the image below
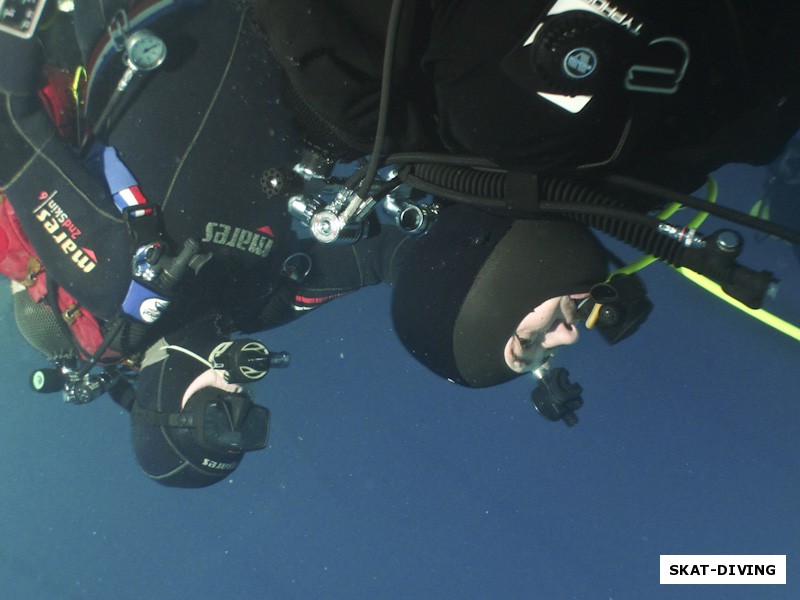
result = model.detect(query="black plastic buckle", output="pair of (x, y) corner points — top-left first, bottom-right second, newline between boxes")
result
(122, 203), (164, 246)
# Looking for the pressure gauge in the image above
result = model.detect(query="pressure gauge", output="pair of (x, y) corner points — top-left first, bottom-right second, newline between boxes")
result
(86, 28), (168, 145)
(123, 30), (167, 72)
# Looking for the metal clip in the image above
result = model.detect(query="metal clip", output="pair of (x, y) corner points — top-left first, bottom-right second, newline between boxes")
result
(107, 9), (130, 52)
(62, 304), (81, 325)
(22, 256), (43, 287)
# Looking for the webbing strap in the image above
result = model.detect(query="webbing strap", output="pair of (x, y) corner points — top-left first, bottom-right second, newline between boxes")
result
(82, 140), (171, 322)
(89, 142), (152, 217)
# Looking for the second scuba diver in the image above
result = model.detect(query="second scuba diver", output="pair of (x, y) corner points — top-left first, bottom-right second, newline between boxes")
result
(0, 0), (357, 487)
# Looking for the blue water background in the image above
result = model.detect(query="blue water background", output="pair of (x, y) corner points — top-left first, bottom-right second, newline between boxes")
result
(0, 163), (797, 599)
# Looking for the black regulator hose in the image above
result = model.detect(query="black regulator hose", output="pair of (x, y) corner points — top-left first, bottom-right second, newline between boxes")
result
(356, 0), (405, 199)
(534, 179), (774, 309)
(397, 162), (774, 308)
(388, 153), (800, 245)
(604, 174), (800, 246)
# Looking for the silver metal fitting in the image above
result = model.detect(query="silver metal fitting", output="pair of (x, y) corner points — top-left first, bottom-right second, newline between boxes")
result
(309, 210), (364, 244)
(287, 195), (322, 228)
(383, 197), (438, 236)
(292, 150), (336, 181)
(131, 243), (162, 282)
(657, 223), (706, 248)
(715, 230), (742, 253)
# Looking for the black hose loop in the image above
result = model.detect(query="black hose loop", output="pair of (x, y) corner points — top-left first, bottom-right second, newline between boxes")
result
(399, 162), (769, 304)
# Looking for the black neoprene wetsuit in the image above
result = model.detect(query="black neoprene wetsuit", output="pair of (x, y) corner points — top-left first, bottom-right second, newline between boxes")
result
(254, 0), (800, 192)
(1, 1), (306, 349)
(4, 0), (800, 359)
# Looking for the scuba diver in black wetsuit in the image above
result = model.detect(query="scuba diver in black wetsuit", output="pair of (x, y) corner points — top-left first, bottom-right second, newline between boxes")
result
(1, 0), (799, 488)
(0, 0), (412, 487)
(250, 0), (800, 420)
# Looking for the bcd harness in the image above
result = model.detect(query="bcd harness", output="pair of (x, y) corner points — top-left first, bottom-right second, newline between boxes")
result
(1, 0), (211, 397)
(78, 0), (212, 324)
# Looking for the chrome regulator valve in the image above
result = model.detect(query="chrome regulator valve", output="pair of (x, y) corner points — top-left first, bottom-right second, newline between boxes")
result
(383, 196), (439, 236)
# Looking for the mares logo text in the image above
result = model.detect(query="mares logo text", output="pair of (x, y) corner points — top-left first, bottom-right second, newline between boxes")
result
(202, 222), (274, 258)
(33, 191), (97, 274)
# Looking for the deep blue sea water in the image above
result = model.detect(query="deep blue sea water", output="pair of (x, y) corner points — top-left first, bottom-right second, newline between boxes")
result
(1, 162), (798, 599)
